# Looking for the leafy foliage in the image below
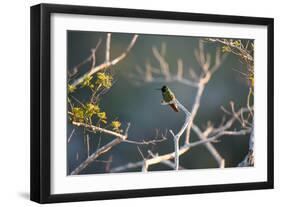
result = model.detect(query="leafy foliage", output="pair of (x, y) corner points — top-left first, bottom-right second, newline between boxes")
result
(71, 107), (84, 122)
(68, 84), (76, 93)
(68, 66), (120, 131)
(209, 38), (254, 89)
(97, 112), (107, 123)
(111, 120), (122, 133)
(222, 45), (231, 53)
(81, 75), (93, 88)
(85, 103), (100, 119)
(96, 72), (113, 89)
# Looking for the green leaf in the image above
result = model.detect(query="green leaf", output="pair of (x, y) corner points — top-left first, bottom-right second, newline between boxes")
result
(97, 112), (107, 124)
(97, 112), (107, 120)
(84, 103), (100, 118)
(111, 121), (121, 129)
(72, 107), (84, 122)
(222, 45), (231, 53)
(96, 72), (112, 89)
(68, 84), (76, 93)
(81, 75), (93, 88)
(233, 40), (241, 47)
(111, 120), (122, 132)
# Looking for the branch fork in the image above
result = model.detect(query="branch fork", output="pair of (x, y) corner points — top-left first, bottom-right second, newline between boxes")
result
(161, 99), (191, 170)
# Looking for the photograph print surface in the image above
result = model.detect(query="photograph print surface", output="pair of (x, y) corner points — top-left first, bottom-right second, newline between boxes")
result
(67, 31), (254, 175)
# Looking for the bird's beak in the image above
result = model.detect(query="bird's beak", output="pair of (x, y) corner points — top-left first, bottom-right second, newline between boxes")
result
(155, 88), (162, 90)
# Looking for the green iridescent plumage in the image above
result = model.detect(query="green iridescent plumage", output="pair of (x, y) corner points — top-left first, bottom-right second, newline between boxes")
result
(161, 85), (179, 112)
(161, 86), (175, 102)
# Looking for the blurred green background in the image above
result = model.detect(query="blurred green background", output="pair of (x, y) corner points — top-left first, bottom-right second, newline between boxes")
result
(67, 31), (252, 175)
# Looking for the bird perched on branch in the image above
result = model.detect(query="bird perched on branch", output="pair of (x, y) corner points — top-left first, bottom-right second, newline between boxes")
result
(158, 85), (179, 112)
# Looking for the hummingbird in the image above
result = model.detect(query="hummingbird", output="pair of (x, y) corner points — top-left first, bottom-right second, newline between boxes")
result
(158, 85), (179, 112)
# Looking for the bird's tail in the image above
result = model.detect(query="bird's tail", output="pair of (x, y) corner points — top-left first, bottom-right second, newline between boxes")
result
(169, 103), (179, 112)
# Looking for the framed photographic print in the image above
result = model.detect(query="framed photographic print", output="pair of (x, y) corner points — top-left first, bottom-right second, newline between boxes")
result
(30, 3), (274, 203)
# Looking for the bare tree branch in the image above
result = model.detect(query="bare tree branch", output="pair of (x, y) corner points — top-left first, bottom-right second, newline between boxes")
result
(72, 121), (127, 140)
(137, 107), (251, 171)
(167, 100), (191, 170)
(185, 44), (227, 144)
(192, 125), (225, 168)
(68, 39), (102, 79)
(130, 44), (199, 87)
(207, 38), (253, 62)
(67, 128), (75, 143)
(105, 33), (111, 62)
(70, 135), (125, 175)
(143, 99), (191, 171)
(70, 34), (138, 88)
(68, 36), (254, 175)
(70, 121), (167, 174)
(114, 40), (254, 173)
(238, 125), (254, 167)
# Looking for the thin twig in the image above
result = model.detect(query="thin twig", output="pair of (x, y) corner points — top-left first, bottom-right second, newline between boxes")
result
(110, 161), (144, 173)
(70, 121), (167, 174)
(115, 106), (251, 172)
(72, 121), (127, 140)
(170, 100), (191, 170)
(70, 35), (138, 88)
(70, 136), (125, 175)
(247, 87), (254, 117)
(68, 39), (102, 78)
(152, 47), (170, 80)
(137, 146), (146, 160)
(72, 120), (166, 146)
(67, 128), (75, 143)
(185, 46), (226, 144)
(135, 127), (251, 172)
(238, 124), (254, 167)
(192, 125), (225, 168)
(207, 38), (253, 62)
(86, 134), (90, 157)
(147, 150), (185, 170)
(144, 99), (191, 171)
(105, 33), (111, 62)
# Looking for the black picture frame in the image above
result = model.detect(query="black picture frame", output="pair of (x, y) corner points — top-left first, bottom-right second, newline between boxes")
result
(30, 3), (274, 204)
